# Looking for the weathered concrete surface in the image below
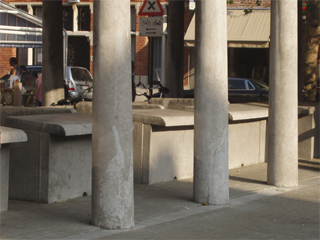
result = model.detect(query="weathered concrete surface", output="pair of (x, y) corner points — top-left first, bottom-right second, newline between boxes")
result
(133, 109), (194, 127)
(0, 107), (75, 126)
(6, 113), (92, 136)
(298, 102), (319, 158)
(92, 0), (134, 229)
(5, 114), (92, 203)
(228, 103), (268, 121)
(268, 0), (298, 187)
(0, 127), (27, 212)
(0, 126), (27, 144)
(229, 120), (267, 168)
(1, 162), (319, 240)
(9, 132), (92, 203)
(132, 103), (165, 110)
(149, 98), (195, 111)
(75, 101), (164, 114)
(132, 107), (267, 184)
(299, 113), (315, 160)
(97, 177), (320, 240)
(193, 0), (229, 205)
(13, 83), (22, 107)
(75, 101), (93, 114)
(133, 122), (194, 184)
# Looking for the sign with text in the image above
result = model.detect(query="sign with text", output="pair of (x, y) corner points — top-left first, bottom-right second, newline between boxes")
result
(139, 17), (163, 37)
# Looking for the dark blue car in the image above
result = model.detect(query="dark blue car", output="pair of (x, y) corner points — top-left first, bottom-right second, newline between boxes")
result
(183, 78), (269, 103)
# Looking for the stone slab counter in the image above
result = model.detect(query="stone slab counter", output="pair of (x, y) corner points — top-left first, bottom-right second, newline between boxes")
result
(0, 126), (27, 212)
(6, 113), (92, 136)
(228, 103), (269, 121)
(5, 113), (92, 203)
(0, 126), (27, 144)
(133, 109), (194, 127)
(184, 103), (269, 121)
(0, 106), (75, 126)
(131, 106), (268, 184)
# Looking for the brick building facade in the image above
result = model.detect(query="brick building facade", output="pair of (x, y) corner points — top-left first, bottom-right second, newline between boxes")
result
(1, 0), (271, 88)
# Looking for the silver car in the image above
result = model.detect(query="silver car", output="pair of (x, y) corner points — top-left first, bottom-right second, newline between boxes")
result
(66, 66), (93, 101)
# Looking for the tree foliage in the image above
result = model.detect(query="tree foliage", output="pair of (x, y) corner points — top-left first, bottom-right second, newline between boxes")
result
(244, 1), (262, 14)
(302, 0), (319, 100)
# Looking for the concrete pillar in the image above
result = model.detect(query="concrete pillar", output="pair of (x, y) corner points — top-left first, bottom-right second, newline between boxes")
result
(42, 0), (64, 106)
(164, 0), (184, 98)
(193, 0), (229, 205)
(92, 0), (134, 229)
(267, 0), (298, 187)
(13, 83), (22, 106)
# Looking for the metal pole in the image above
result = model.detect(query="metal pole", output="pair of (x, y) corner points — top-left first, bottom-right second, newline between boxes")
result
(148, 37), (154, 96)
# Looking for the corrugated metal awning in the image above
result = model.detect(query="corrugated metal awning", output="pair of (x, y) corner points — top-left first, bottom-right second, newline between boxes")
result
(0, 2), (43, 48)
(185, 9), (271, 48)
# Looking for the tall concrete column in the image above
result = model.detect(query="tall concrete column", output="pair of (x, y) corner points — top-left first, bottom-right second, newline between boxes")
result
(92, 0), (134, 229)
(193, 0), (229, 205)
(164, 0), (184, 98)
(42, 0), (64, 106)
(267, 0), (298, 187)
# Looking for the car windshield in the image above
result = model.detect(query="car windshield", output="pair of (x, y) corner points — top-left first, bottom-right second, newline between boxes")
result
(71, 68), (92, 81)
(251, 79), (269, 90)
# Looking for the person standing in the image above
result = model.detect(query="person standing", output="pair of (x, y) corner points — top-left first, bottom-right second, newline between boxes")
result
(9, 57), (22, 77)
(9, 57), (22, 88)
(36, 73), (42, 106)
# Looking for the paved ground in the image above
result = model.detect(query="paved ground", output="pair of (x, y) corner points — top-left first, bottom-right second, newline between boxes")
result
(1, 160), (319, 240)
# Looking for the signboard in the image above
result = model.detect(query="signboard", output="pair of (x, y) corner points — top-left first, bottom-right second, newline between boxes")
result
(139, 17), (163, 37)
(138, 0), (164, 16)
(189, 0), (196, 10)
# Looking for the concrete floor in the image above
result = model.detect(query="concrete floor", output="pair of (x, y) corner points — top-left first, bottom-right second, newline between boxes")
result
(1, 160), (319, 240)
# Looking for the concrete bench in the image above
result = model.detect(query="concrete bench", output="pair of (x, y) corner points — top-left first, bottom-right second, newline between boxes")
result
(5, 113), (92, 203)
(298, 104), (319, 159)
(0, 106), (76, 126)
(0, 126), (27, 211)
(132, 104), (269, 184)
(75, 101), (164, 114)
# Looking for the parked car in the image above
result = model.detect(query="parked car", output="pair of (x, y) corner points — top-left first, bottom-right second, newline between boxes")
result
(66, 66), (93, 101)
(24, 65), (93, 101)
(227, 78), (269, 103)
(26, 65), (42, 80)
(182, 78), (269, 103)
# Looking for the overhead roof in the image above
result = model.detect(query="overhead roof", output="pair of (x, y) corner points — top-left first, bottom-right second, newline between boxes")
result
(0, 1), (43, 48)
(184, 9), (271, 48)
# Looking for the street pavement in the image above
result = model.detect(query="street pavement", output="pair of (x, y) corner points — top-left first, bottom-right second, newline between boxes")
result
(1, 160), (319, 240)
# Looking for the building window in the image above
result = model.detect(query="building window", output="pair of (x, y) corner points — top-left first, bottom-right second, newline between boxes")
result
(33, 6), (42, 18)
(16, 6), (28, 13)
(131, 6), (136, 32)
(63, 6), (73, 31)
(78, 6), (90, 31)
(34, 48), (42, 65)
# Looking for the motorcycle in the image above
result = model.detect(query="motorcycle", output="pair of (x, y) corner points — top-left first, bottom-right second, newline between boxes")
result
(51, 86), (93, 107)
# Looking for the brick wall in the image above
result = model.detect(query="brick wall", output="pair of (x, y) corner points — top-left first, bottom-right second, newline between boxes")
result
(2, 0), (272, 85)
(135, 3), (150, 77)
(135, 36), (149, 76)
(0, 48), (17, 77)
(227, 0), (271, 8)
